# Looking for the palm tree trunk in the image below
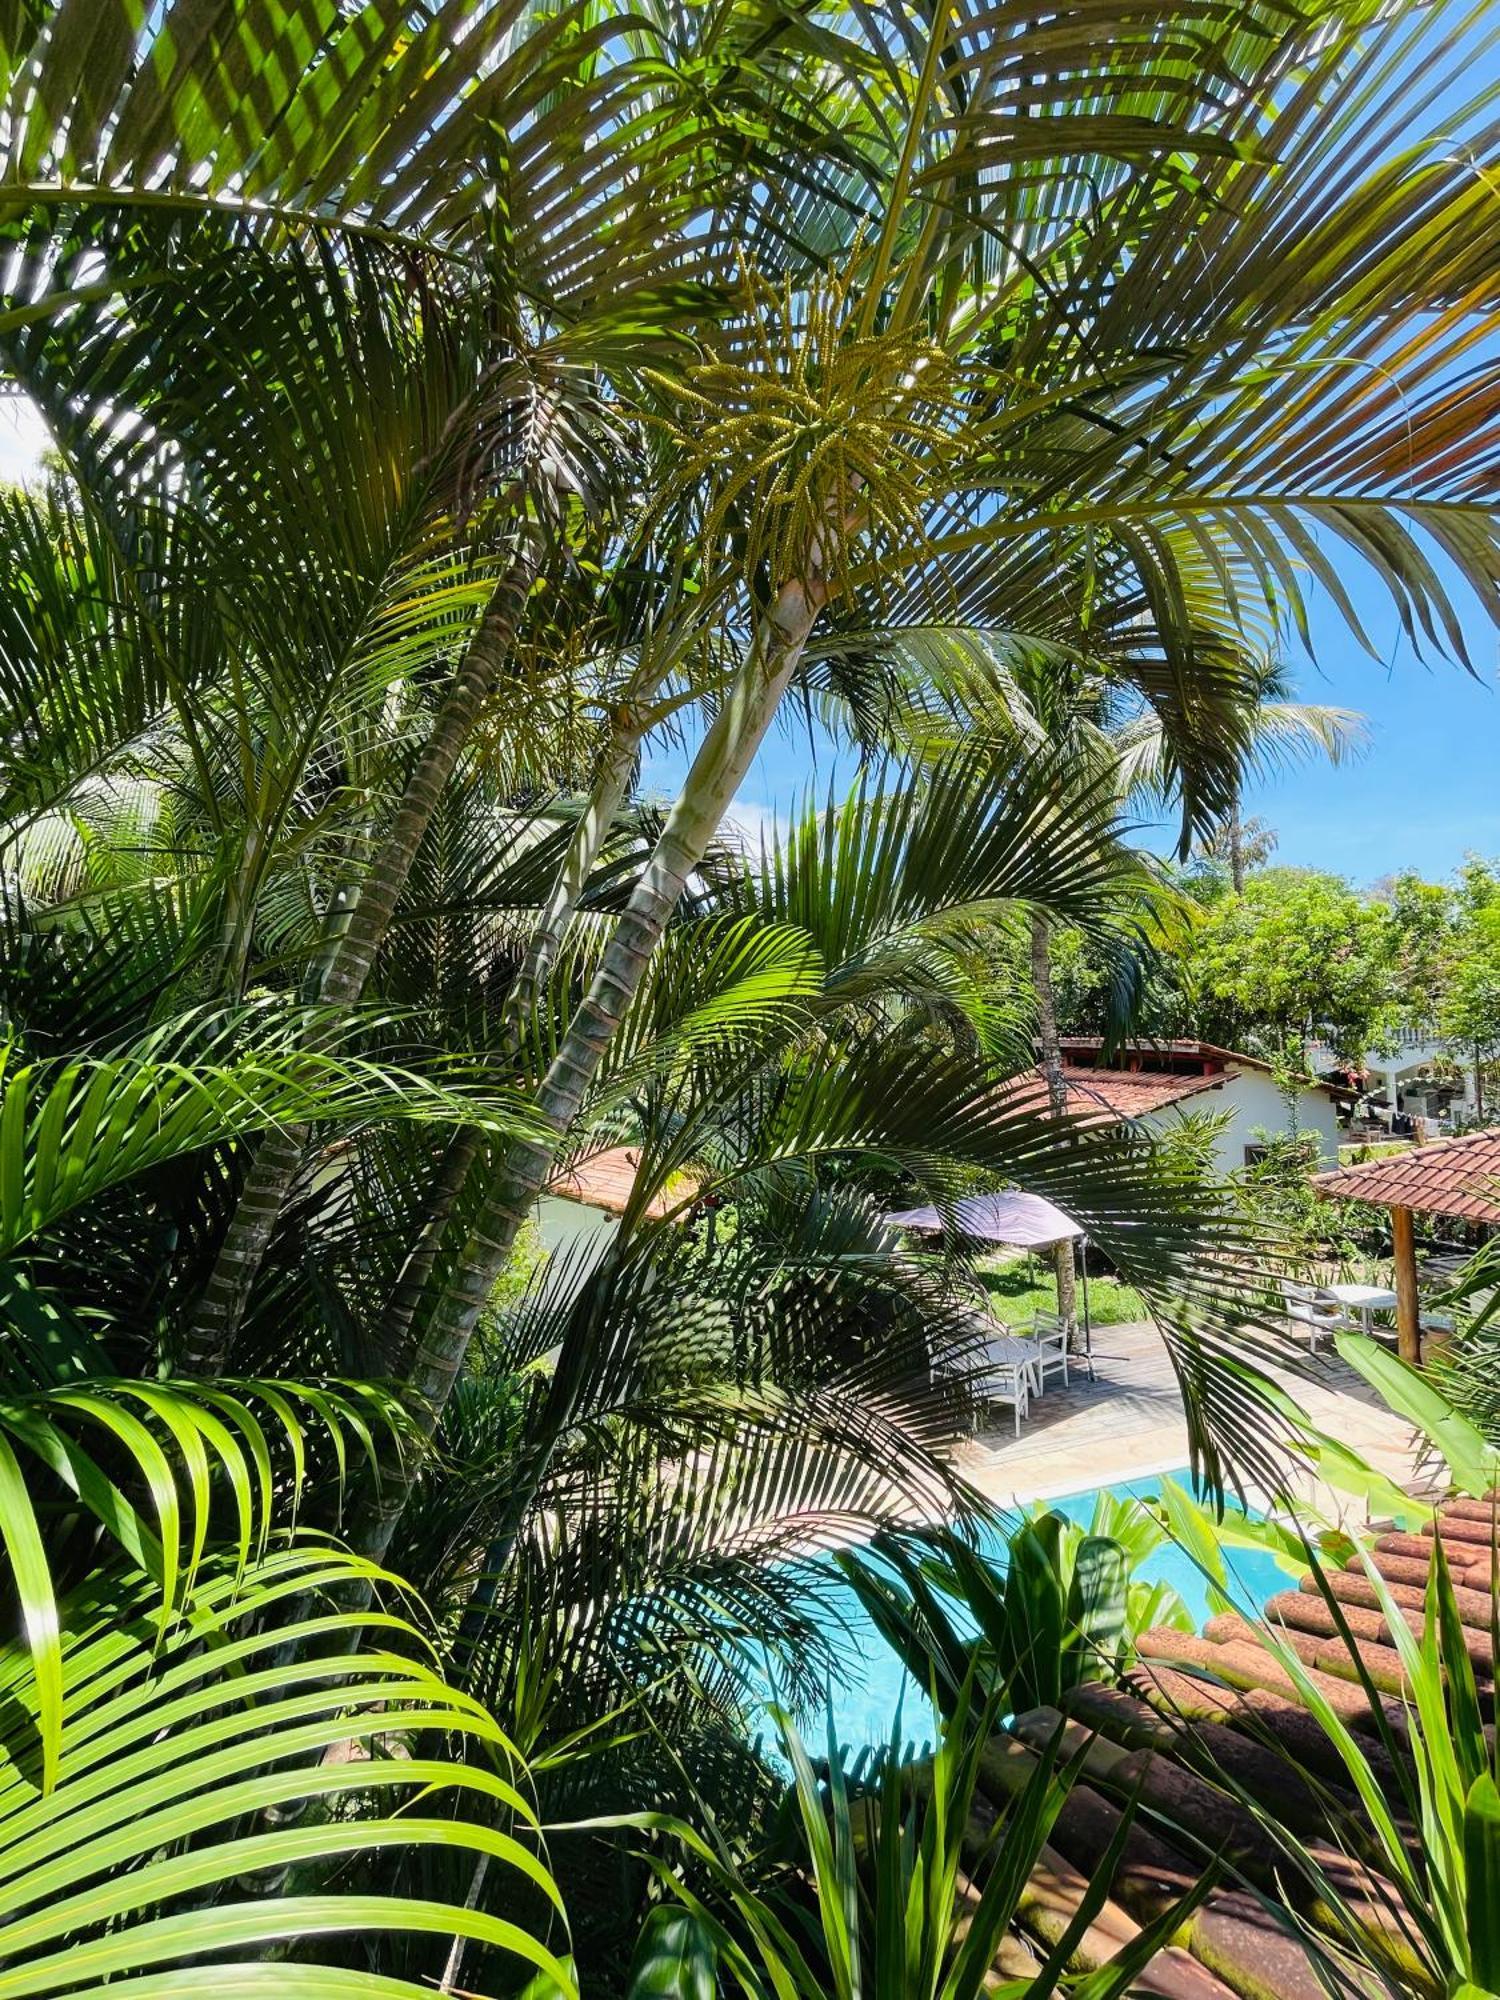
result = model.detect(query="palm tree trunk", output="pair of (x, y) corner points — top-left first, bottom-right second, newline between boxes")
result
(361, 578), (825, 1560)
(500, 703), (646, 1047)
(180, 554), (534, 1376)
(1030, 909), (1078, 1343)
(378, 705), (647, 1367)
(1227, 788), (1246, 894)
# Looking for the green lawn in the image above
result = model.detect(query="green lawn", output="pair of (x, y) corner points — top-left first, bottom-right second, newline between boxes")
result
(976, 1258), (1147, 1327)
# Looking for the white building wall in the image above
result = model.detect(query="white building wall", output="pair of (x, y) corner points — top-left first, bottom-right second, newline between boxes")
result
(534, 1193), (619, 1257)
(1146, 1068), (1341, 1178)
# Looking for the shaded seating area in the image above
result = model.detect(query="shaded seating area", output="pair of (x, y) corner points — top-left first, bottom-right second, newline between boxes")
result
(1279, 1278), (1347, 1355)
(967, 1327), (1042, 1437)
(885, 1191), (1093, 1436)
(1280, 1277), (1401, 1354)
(1312, 1129), (1500, 1361)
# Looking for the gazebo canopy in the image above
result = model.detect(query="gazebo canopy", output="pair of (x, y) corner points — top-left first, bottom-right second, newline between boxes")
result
(884, 1190), (1086, 1247)
(1312, 1129), (1500, 1225)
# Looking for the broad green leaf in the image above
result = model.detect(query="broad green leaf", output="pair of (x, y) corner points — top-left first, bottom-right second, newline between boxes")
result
(1064, 1534), (1128, 1687)
(626, 1908), (717, 2000)
(1466, 1775), (1500, 1990)
(1335, 1334), (1500, 1497)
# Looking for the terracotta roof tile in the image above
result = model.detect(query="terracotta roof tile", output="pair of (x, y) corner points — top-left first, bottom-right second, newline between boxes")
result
(547, 1146), (680, 1220)
(1312, 1128), (1500, 1223)
(1059, 1035), (1340, 1094)
(1003, 1064), (1224, 1123)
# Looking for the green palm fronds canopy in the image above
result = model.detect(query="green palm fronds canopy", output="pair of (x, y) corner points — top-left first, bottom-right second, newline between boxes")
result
(2, 2), (1499, 1989)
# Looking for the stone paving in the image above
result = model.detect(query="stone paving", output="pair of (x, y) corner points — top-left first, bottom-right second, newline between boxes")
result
(950, 1319), (1430, 1521)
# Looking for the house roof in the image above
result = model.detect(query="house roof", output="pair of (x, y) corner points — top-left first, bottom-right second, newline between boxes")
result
(1003, 1063), (1224, 1123)
(1057, 1036), (1341, 1095)
(1060, 1034), (1240, 1065)
(547, 1146), (681, 1220)
(1061, 1065), (1225, 1118)
(1312, 1128), (1500, 1223)
(1021, 1487), (1500, 1994)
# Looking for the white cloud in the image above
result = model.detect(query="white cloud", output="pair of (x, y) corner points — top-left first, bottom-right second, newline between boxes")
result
(0, 395), (50, 485)
(721, 797), (790, 854)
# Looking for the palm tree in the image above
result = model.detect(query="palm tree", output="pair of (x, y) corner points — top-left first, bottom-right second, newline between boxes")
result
(1003, 655), (1367, 1339)
(4, 0), (1499, 1748)
(1112, 660), (1369, 893)
(1, 696), (1295, 1980)
(5, 0), (1496, 1544)
(360, 744), (1297, 1976)
(389, 0), (1500, 1508)
(0, 0), (859, 1373)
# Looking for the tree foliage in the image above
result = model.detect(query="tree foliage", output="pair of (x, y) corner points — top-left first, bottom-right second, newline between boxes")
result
(3, 0), (1500, 1987)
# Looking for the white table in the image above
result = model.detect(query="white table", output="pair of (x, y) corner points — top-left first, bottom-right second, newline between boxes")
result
(1319, 1282), (1399, 1335)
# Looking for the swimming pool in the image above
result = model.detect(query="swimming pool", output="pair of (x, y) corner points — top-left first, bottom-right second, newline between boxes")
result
(758, 1471), (1293, 1757)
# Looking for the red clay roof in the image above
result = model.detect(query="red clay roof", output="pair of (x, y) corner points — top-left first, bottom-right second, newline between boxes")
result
(1004, 1064), (1223, 1123)
(1059, 1035), (1242, 1065)
(548, 1146), (680, 1220)
(1313, 1128), (1500, 1223)
(1058, 1035), (1339, 1092)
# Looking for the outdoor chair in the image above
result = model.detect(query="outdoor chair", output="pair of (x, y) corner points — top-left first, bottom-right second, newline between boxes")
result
(974, 1326), (1042, 1439)
(1024, 1308), (1071, 1392)
(1280, 1279), (1345, 1356)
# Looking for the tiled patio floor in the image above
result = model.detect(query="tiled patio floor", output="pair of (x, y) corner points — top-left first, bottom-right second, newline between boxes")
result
(949, 1319), (1431, 1521)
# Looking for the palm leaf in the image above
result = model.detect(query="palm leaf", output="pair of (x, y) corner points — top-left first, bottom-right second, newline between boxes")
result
(0, 1537), (572, 1996)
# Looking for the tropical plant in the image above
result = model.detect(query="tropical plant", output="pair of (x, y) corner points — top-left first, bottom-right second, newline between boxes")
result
(838, 1504), (1193, 1727)
(0, 639), (1297, 1977)
(4, 0), (1497, 1498)
(4, 0), (1500, 1987)
(1432, 1240), (1500, 1443)
(624, 1688), (1210, 1999)
(1229, 1533), (1500, 1998)
(1115, 660), (1367, 894)
(0, 1376), (571, 1995)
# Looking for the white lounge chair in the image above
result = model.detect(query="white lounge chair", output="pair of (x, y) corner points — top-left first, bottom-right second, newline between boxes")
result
(1280, 1279), (1345, 1356)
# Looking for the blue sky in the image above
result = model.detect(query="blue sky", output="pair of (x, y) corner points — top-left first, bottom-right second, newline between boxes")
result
(1234, 582), (1500, 886)
(700, 565), (1500, 891)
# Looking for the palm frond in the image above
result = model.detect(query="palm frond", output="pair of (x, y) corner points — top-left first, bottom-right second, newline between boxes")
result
(0, 1006), (539, 1263)
(1, 1538), (571, 1995)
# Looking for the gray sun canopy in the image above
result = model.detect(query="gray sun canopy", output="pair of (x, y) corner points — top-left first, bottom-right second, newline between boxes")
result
(883, 1190), (1085, 1247)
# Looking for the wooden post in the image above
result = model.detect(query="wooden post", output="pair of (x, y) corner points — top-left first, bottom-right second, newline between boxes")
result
(1391, 1204), (1421, 1365)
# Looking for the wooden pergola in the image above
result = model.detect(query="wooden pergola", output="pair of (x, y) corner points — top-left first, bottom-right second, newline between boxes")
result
(1312, 1130), (1500, 1362)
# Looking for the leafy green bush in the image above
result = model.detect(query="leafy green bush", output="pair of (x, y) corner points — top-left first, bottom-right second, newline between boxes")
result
(626, 1684), (1205, 1999)
(837, 1505), (1192, 1724)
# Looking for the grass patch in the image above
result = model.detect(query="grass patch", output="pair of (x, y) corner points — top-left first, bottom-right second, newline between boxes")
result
(977, 1258), (1147, 1328)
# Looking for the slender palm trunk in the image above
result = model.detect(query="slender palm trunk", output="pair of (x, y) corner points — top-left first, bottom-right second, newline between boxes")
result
(502, 703), (648, 1048)
(379, 706), (647, 1366)
(181, 555), (533, 1376)
(1227, 788), (1246, 894)
(361, 579), (825, 1561)
(1030, 909), (1079, 1342)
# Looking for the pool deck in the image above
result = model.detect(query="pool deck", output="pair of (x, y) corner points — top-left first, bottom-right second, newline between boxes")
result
(949, 1319), (1432, 1523)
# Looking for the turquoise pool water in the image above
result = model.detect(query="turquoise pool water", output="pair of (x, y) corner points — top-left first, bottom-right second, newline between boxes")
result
(758, 1471), (1292, 1758)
